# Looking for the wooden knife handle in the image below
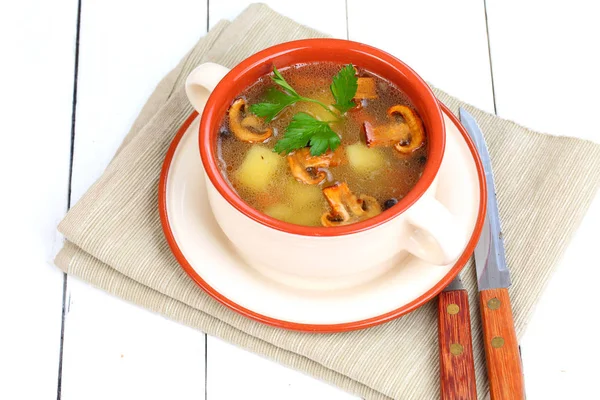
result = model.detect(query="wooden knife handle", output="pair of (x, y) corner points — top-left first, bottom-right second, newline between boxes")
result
(480, 288), (525, 400)
(438, 289), (477, 400)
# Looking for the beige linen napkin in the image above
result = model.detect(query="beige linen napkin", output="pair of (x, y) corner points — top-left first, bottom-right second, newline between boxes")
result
(55, 4), (600, 399)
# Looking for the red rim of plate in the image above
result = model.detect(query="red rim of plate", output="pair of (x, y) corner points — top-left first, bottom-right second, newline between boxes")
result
(158, 103), (487, 333)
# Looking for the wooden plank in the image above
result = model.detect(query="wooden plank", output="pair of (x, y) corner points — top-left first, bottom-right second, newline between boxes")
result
(60, 1), (208, 399)
(486, 0), (600, 139)
(348, 0), (495, 113)
(486, 1), (600, 398)
(516, 202), (600, 400)
(207, 338), (356, 400)
(206, 1), (355, 399)
(61, 283), (207, 400)
(208, 0), (348, 38)
(0, 0), (77, 398)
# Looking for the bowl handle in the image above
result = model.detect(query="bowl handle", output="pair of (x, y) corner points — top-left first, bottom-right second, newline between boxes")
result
(185, 62), (231, 113)
(404, 196), (467, 265)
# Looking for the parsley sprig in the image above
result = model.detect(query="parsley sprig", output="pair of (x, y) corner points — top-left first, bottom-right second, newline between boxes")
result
(249, 67), (338, 122)
(250, 64), (359, 156)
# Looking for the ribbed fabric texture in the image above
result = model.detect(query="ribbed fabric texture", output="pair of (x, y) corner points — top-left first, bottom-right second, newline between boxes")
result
(55, 4), (600, 399)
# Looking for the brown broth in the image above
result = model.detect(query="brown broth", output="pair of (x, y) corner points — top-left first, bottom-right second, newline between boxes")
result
(216, 62), (427, 227)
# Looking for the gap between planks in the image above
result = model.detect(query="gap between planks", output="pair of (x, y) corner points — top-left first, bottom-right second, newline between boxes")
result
(56, 0), (82, 398)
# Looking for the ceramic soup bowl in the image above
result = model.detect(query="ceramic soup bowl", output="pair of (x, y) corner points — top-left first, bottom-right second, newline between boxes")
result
(185, 39), (468, 289)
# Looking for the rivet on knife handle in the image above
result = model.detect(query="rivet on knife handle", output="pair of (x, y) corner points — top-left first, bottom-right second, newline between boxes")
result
(438, 289), (477, 400)
(480, 288), (525, 400)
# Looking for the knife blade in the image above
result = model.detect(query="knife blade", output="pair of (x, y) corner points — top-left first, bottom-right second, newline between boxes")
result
(459, 108), (525, 400)
(437, 275), (477, 399)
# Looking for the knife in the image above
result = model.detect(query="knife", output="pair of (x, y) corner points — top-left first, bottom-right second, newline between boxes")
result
(438, 275), (477, 399)
(459, 108), (525, 400)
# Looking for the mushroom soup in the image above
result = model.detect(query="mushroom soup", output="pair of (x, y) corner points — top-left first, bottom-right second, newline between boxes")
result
(216, 62), (427, 227)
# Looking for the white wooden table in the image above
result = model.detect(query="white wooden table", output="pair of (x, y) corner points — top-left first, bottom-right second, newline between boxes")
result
(2, 1), (599, 399)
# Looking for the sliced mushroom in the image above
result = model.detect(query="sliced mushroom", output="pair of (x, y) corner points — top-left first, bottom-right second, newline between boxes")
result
(360, 105), (425, 154)
(349, 78), (378, 112)
(287, 147), (344, 185)
(354, 77), (378, 100)
(228, 98), (273, 143)
(362, 120), (410, 147)
(387, 105), (425, 154)
(321, 182), (381, 227)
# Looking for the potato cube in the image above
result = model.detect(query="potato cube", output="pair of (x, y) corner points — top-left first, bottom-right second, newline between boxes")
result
(263, 204), (293, 221)
(264, 203), (322, 226)
(287, 207), (322, 226)
(346, 142), (385, 173)
(285, 179), (323, 208)
(235, 146), (283, 192)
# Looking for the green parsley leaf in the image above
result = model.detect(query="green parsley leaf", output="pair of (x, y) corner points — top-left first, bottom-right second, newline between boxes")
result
(248, 102), (287, 121)
(273, 112), (341, 156)
(271, 66), (301, 97)
(264, 86), (291, 103)
(309, 128), (342, 156)
(249, 87), (298, 122)
(249, 67), (305, 122)
(330, 64), (358, 114)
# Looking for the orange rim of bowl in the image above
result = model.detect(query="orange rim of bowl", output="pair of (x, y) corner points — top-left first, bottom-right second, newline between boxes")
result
(158, 103), (487, 333)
